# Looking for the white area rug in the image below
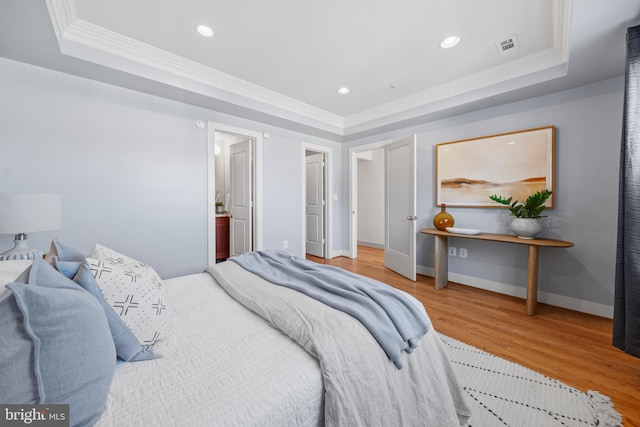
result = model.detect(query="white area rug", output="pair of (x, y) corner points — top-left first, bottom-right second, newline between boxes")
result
(440, 335), (622, 427)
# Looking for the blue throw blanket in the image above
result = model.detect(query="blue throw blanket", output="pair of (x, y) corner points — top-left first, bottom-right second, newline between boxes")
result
(230, 250), (431, 369)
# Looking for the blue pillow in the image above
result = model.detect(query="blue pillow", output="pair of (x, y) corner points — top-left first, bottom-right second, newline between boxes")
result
(45, 240), (86, 278)
(45, 239), (86, 262)
(46, 241), (167, 362)
(74, 259), (154, 362)
(52, 258), (82, 279)
(0, 291), (39, 404)
(0, 259), (116, 427)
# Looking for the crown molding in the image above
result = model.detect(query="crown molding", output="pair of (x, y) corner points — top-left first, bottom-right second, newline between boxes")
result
(45, 0), (78, 40)
(344, 0), (572, 129)
(344, 47), (568, 129)
(553, 0), (573, 57)
(45, 0), (572, 137)
(45, 0), (345, 132)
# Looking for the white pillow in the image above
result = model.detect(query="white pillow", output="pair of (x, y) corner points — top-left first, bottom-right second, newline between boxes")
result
(80, 244), (171, 360)
(0, 260), (33, 292)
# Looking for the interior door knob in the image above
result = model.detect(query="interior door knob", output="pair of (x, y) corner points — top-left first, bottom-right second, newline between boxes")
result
(407, 215), (418, 221)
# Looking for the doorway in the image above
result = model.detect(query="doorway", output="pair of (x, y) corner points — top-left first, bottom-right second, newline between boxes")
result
(355, 148), (385, 250)
(348, 136), (417, 281)
(302, 143), (333, 259)
(349, 139), (392, 259)
(207, 123), (263, 266)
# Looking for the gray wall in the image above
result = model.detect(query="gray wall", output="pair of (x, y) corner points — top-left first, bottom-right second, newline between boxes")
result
(0, 54), (624, 315)
(343, 77), (623, 314)
(0, 57), (340, 278)
(357, 149), (384, 246)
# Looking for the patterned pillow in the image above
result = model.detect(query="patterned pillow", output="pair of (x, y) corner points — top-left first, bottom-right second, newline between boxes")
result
(74, 244), (171, 361)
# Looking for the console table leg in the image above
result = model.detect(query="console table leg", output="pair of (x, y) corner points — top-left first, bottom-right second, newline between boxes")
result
(434, 235), (449, 290)
(527, 245), (539, 315)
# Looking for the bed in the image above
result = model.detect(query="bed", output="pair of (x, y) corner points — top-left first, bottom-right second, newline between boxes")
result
(0, 243), (471, 427)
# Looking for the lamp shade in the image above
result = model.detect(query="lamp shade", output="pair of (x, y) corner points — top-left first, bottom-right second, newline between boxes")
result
(0, 193), (62, 234)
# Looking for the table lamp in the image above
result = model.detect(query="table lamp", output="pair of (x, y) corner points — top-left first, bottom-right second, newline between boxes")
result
(0, 193), (62, 260)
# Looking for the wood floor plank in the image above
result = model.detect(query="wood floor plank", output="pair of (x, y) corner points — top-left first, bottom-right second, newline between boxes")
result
(308, 246), (640, 426)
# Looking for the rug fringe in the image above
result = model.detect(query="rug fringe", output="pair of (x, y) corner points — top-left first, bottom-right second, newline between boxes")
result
(587, 390), (622, 426)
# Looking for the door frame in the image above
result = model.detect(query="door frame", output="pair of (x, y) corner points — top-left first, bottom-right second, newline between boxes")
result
(301, 142), (333, 258)
(348, 139), (392, 258)
(207, 122), (263, 266)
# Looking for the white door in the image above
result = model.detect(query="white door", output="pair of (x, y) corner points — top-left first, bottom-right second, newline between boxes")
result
(384, 135), (417, 281)
(306, 153), (325, 257)
(230, 139), (253, 256)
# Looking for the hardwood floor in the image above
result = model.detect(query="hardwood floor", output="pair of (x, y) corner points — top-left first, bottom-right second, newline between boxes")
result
(308, 246), (640, 427)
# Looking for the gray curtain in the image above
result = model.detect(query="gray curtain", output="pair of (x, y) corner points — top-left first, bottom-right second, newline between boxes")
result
(614, 24), (640, 358)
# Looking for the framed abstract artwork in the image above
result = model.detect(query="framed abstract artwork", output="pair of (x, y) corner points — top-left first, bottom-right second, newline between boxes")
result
(435, 126), (554, 207)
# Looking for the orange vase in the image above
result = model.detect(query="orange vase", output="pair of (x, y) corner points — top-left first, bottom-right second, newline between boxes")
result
(433, 204), (454, 231)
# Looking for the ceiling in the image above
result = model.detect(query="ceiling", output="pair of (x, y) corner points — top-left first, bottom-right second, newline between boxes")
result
(1, 0), (639, 140)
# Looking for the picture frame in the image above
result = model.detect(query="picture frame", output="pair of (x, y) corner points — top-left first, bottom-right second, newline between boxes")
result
(435, 126), (554, 208)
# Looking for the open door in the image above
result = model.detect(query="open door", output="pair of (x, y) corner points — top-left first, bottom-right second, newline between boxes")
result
(207, 123), (263, 266)
(384, 135), (417, 281)
(306, 153), (325, 257)
(230, 139), (253, 256)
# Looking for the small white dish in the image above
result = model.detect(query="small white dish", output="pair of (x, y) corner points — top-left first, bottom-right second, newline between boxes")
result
(445, 227), (481, 235)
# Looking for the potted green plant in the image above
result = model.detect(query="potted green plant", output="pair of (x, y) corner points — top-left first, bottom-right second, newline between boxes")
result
(488, 189), (552, 239)
(215, 201), (224, 214)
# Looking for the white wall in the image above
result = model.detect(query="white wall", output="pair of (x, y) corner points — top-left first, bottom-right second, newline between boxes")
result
(343, 77), (624, 317)
(0, 57), (340, 278)
(357, 148), (384, 246)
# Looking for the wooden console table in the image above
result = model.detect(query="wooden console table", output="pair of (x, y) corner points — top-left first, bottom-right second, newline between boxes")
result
(419, 228), (573, 315)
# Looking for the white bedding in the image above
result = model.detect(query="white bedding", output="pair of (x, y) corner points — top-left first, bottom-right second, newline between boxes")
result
(96, 272), (324, 427)
(209, 261), (470, 427)
(97, 262), (470, 427)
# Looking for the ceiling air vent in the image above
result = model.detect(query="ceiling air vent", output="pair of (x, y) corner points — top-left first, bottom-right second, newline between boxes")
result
(495, 35), (519, 56)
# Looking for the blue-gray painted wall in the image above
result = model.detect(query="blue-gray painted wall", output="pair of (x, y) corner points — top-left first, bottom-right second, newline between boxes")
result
(0, 55), (623, 313)
(0, 57), (341, 278)
(343, 77), (623, 311)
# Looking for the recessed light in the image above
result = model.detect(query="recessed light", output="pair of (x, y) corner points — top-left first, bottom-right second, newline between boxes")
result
(196, 25), (214, 37)
(440, 36), (460, 49)
(337, 87), (350, 95)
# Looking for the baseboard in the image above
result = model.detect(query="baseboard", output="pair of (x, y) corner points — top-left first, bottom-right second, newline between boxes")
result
(417, 266), (613, 319)
(329, 249), (350, 259)
(357, 240), (384, 249)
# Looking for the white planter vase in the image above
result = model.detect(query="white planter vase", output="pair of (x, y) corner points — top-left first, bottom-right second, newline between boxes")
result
(510, 218), (541, 239)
